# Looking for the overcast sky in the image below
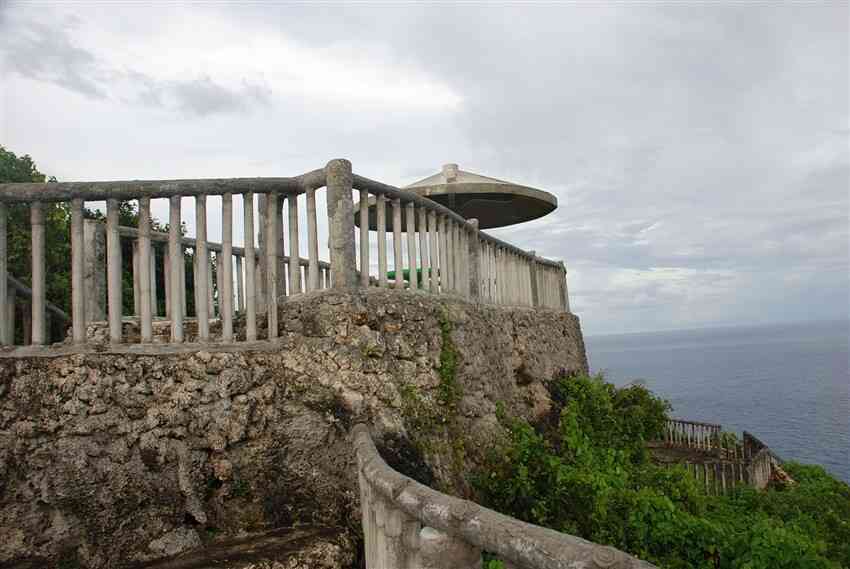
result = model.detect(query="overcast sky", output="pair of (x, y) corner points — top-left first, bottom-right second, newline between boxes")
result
(1, 1), (847, 335)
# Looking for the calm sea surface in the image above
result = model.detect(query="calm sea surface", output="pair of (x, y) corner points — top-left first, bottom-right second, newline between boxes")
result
(585, 320), (849, 483)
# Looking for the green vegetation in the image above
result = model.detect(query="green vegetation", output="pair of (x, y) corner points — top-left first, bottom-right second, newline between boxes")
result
(1, 145), (194, 341)
(474, 373), (850, 569)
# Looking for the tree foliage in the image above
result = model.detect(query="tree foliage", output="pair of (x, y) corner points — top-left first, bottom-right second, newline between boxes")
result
(475, 374), (849, 569)
(1, 146), (178, 341)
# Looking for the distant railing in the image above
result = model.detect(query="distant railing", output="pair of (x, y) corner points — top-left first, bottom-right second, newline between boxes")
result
(651, 419), (784, 494)
(0, 159), (571, 350)
(353, 424), (657, 569)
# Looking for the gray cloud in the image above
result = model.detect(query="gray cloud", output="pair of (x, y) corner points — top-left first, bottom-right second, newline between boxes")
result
(0, 8), (272, 117)
(1, 2), (847, 334)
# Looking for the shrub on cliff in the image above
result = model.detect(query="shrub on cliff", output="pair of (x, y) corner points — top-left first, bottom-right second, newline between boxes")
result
(475, 373), (849, 569)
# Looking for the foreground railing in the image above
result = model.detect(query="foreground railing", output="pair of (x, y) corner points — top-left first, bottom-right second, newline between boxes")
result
(0, 159), (571, 350)
(353, 424), (656, 569)
(652, 419), (784, 493)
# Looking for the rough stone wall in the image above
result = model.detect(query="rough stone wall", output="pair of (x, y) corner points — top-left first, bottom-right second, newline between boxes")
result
(0, 289), (587, 568)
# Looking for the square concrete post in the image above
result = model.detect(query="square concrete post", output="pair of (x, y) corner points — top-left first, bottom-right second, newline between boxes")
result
(326, 159), (358, 289)
(467, 219), (481, 300)
(83, 219), (107, 322)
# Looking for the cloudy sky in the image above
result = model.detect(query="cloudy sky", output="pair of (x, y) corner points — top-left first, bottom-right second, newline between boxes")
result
(1, 1), (847, 335)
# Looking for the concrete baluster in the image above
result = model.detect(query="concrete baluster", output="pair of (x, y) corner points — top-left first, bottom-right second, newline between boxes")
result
(132, 241), (141, 317)
(180, 245), (187, 319)
(419, 526), (482, 569)
(406, 202), (418, 291)
(438, 216), (448, 294)
(0, 203), (6, 345)
(163, 247), (171, 319)
(401, 518), (423, 569)
(327, 159), (357, 289)
(288, 194), (301, 295)
(256, 195), (268, 313)
(419, 206), (429, 292)
(243, 192), (257, 341)
(358, 470), (375, 569)
(30, 203), (47, 345)
(168, 197), (184, 342)
(221, 193), (234, 341)
(392, 199), (403, 289)
(377, 194), (388, 288)
(266, 193), (279, 338)
(359, 188), (370, 288)
(195, 196), (210, 341)
(445, 220), (454, 293)
(206, 251), (215, 317)
(277, 199), (287, 297)
(467, 219), (480, 300)
(105, 199), (122, 344)
(214, 253), (223, 318)
(428, 210), (438, 293)
(5, 288), (14, 345)
(70, 199), (86, 344)
(528, 252), (539, 308)
(150, 245), (158, 318)
(138, 198), (153, 343)
(235, 255), (245, 312)
(383, 503), (407, 568)
(307, 187), (321, 291)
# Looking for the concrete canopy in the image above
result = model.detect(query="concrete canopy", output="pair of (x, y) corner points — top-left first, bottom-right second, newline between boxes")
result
(354, 164), (558, 231)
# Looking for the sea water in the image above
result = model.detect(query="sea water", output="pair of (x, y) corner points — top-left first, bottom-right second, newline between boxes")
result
(586, 319), (849, 482)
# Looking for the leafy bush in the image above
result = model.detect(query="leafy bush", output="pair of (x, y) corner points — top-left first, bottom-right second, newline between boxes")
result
(474, 373), (848, 569)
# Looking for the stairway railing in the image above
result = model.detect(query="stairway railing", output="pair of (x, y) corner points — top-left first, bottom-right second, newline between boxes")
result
(353, 424), (657, 569)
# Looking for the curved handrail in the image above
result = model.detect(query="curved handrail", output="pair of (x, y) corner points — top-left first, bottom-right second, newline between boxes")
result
(353, 424), (658, 569)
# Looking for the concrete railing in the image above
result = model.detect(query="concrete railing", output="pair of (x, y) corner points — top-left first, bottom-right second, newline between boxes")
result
(353, 424), (657, 569)
(651, 419), (783, 494)
(662, 418), (722, 451)
(0, 159), (571, 350)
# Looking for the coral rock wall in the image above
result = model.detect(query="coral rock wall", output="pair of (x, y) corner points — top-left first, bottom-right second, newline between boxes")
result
(0, 289), (587, 568)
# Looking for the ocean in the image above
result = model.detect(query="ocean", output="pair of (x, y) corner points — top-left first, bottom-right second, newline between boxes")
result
(585, 319), (850, 483)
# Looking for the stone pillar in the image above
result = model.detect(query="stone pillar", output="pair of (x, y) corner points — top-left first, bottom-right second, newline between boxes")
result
(77, 229), (104, 331)
(326, 159), (357, 289)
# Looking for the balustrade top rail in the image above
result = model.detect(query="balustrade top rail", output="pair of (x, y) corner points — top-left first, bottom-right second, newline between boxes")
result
(0, 171), (327, 203)
(353, 424), (657, 569)
(0, 159), (572, 351)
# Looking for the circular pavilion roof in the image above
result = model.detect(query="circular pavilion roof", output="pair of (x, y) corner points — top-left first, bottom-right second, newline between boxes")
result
(354, 163), (557, 231)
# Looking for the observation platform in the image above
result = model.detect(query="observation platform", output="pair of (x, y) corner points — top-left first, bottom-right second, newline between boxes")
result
(354, 163), (557, 230)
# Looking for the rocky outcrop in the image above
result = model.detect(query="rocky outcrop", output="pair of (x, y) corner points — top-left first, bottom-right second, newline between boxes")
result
(0, 289), (587, 568)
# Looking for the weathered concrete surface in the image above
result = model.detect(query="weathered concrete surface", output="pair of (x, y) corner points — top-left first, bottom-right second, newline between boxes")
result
(0, 289), (587, 568)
